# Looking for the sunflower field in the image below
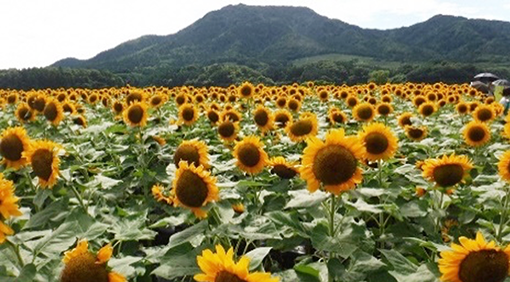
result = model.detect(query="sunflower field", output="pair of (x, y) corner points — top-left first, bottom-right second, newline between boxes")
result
(1, 82), (510, 282)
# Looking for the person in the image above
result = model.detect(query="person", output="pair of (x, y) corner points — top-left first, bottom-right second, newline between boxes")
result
(500, 87), (510, 115)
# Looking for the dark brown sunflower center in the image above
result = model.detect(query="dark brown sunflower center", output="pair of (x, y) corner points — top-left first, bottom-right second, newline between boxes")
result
(73, 117), (86, 127)
(126, 93), (142, 105)
(319, 92), (328, 99)
(356, 106), (373, 120)
(364, 132), (389, 155)
(32, 149), (53, 181)
(151, 96), (162, 106)
(458, 105), (468, 113)
(347, 98), (357, 107)
(377, 105), (390, 115)
(113, 103), (123, 113)
(174, 144), (200, 167)
(433, 164), (464, 187)
(332, 113), (345, 123)
(89, 95), (98, 103)
(277, 98), (286, 107)
(421, 105), (434, 116)
(400, 115), (412, 127)
(459, 250), (509, 282)
(290, 120), (313, 137)
(63, 104), (73, 113)
(207, 111), (219, 123)
(272, 164), (297, 179)
(33, 98), (46, 112)
(0, 134), (24, 161)
(477, 109), (493, 121)
(240, 86), (252, 97)
(275, 114), (290, 128)
(18, 107), (32, 121)
(182, 107), (195, 121)
(215, 270), (247, 282)
(60, 252), (109, 282)
(176, 95), (186, 105)
(175, 170), (208, 208)
(218, 122), (235, 138)
(237, 144), (260, 167)
(288, 100), (299, 111)
(254, 110), (269, 126)
(468, 126), (486, 142)
(127, 105), (143, 124)
(312, 145), (357, 185)
(44, 102), (58, 121)
(225, 112), (240, 122)
(407, 128), (425, 139)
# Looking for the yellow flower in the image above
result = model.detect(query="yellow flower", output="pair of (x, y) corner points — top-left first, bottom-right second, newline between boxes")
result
(61, 239), (126, 282)
(194, 245), (280, 282)
(178, 103), (199, 126)
(217, 119), (239, 142)
(0, 221), (14, 244)
(233, 136), (269, 175)
(174, 139), (210, 169)
(285, 113), (318, 143)
(422, 154), (473, 188)
(352, 102), (375, 122)
(269, 157), (299, 179)
(253, 105), (274, 132)
(24, 140), (61, 188)
(472, 104), (495, 123)
(172, 161), (218, 218)
(238, 82), (255, 99)
(358, 122), (398, 161)
(123, 101), (148, 127)
(498, 150), (510, 182)
(438, 231), (510, 282)
(405, 125), (428, 141)
(301, 129), (364, 195)
(151, 184), (174, 205)
(0, 127), (31, 170)
(43, 97), (65, 126)
(0, 174), (22, 219)
(463, 120), (490, 147)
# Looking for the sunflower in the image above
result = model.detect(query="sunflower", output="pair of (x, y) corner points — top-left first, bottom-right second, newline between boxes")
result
(0, 221), (14, 243)
(328, 107), (347, 125)
(175, 92), (189, 106)
(269, 157), (299, 179)
(123, 102), (148, 127)
(174, 140), (209, 168)
(438, 231), (510, 282)
(206, 109), (220, 125)
(6, 93), (18, 104)
(287, 98), (301, 112)
(352, 102), (375, 122)
(172, 161), (218, 218)
(151, 184), (174, 205)
(301, 129), (364, 195)
(220, 108), (242, 123)
(456, 102), (469, 115)
(125, 90), (145, 105)
(61, 239), (126, 282)
(178, 103), (199, 126)
(274, 109), (293, 128)
(231, 202), (245, 214)
(398, 112), (414, 128)
(413, 96), (426, 107)
(376, 102), (393, 116)
(346, 95), (359, 107)
(0, 127), (31, 169)
(112, 101), (124, 115)
(422, 154), (473, 188)
(238, 82), (255, 99)
(463, 120), (490, 147)
(42, 98), (65, 126)
(405, 125), (428, 141)
(318, 89), (329, 101)
(498, 150), (510, 182)
(73, 115), (88, 128)
(0, 174), (22, 220)
(358, 123), (398, 161)
(149, 94), (166, 108)
(217, 119), (239, 142)
(285, 113), (318, 142)
(194, 245), (280, 282)
(276, 96), (287, 108)
(253, 105), (274, 132)
(62, 101), (76, 114)
(473, 105), (495, 123)
(24, 140), (61, 188)
(233, 136), (268, 175)
(15, 103), (36, 123)
(418, 102), (437, 117)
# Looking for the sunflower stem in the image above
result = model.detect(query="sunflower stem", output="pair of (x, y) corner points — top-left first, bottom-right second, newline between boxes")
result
(496, 185), (510, 242)
(6, 239), (24, 268)
(328, 193), (337, 237)
(69, 183), (88, 215)
(434, 191), (445, 235)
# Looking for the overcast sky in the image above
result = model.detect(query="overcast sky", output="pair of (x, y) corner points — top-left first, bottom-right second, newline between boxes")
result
(1, 0), (509, 70)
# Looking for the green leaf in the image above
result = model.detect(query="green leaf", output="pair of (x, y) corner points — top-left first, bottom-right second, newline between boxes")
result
(310, 224), (358, 259)
(379, 249), (417, 274)
(285, 189), (329, 209)
(24, 198), (68, 229)
(151, 243), (207, 280)
(245, 247), (272, 271)
(294, 264), (321, 282)
(168, 220), (208, 247)
(3, 263), (36, 282)
(388, 264), (438, 282)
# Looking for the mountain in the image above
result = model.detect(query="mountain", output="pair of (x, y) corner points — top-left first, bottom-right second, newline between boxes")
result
(52, 4), (510, 72)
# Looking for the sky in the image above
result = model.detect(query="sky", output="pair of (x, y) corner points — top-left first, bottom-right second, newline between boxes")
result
(1, 0), (509, 70)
